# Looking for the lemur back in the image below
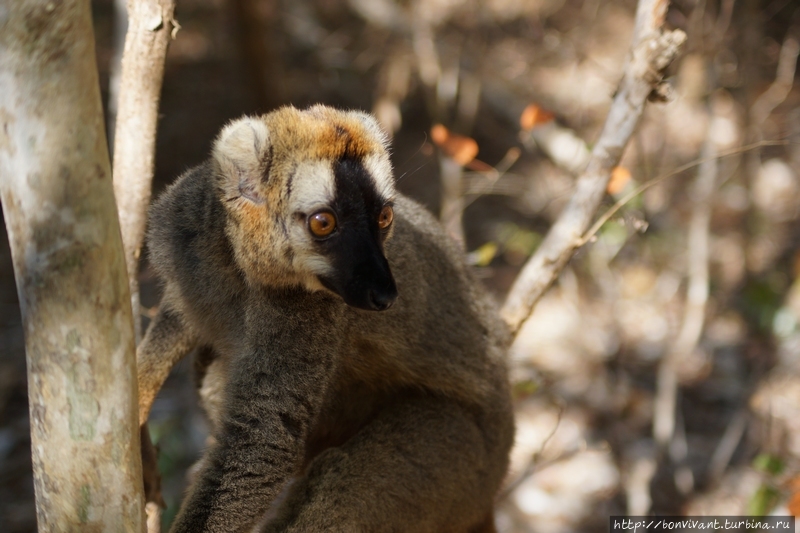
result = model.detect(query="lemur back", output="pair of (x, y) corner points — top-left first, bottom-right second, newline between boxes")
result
(137, 105), (515, 533)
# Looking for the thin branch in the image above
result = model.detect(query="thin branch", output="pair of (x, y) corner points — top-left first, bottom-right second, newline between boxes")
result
(440, 156), (466, 245)
(578, 140), (789, 246)
(524, 121), (591, 176)
(498, 403), (567, 500)
(146, 502), (162, 533)
(501, 0), (686, 333)
(744, 26), (800, 195)
(112, 0), (177, 343)
(750, 30), (800, 128)
(107, 0), (128, 155)
(653, 107), (718, 448)
(707, 410), (749, 483)
(112, 1), (177, 528)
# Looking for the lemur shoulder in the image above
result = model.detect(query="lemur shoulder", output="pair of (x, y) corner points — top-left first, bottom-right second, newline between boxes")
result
(137, 105), (515, 533)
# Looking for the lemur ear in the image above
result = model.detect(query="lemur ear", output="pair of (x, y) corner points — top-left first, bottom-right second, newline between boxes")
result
(213, 117), (272, 204)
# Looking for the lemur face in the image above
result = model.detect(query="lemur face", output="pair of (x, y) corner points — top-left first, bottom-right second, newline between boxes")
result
(296, 156), (397, 311)
(213, 106), (398, 311)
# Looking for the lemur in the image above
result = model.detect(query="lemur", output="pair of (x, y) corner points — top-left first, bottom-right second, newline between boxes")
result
(136, 105), (515, 532)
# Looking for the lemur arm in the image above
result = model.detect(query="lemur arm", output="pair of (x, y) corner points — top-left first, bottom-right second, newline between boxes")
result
(169, 291), (342, 533)
(137, 303), (197, 424)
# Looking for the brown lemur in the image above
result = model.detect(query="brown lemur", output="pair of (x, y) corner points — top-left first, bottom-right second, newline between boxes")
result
(137, 105), (515, 532)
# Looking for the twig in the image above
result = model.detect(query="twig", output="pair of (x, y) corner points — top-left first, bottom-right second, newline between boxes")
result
(707, 410), (749, 483)
(498, 403), (567, 500)
(501, 0), (686, 333)
(373, 50), (412, 137)
(625, 441), (657, 515)
(146, 502), (161, 533)
(750, 30), (800, 128)
(462, 153), (524, 199)
(670, 402), (694, 495)
(112, 0), (177, 343)
(745, 26), (800, 194)
(524, 121), (591, 176)
(440, 156), (466, 245)
(578, 140), (789, 246)
(107, 0), (128, 155)
(653, 99), (718, 449)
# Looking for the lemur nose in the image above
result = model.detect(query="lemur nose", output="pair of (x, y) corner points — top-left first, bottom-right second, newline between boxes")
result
(368, 287), (397, 311)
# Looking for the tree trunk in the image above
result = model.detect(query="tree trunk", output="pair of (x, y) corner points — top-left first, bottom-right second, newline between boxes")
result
(0, 1), (145, 531)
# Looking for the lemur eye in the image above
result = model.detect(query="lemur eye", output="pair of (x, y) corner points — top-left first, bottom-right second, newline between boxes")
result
(378, 206), (394, 230)
(308, 211), (337, 238)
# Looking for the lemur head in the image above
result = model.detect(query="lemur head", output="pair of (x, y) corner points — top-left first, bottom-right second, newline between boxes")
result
(212, 105), (398, 311)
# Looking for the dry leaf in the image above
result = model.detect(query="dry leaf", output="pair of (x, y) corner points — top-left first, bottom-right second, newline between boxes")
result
(607, 166), (632, 195)
(430, 124), (479, 166)
(788, 490), (800, 516)
(519, 104), (555, 131)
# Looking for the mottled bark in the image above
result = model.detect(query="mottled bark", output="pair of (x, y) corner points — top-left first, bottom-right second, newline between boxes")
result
(0, 0), (145, 531)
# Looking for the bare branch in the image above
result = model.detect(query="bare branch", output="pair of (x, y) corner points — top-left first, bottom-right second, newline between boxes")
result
(498, 403), (566, 500)
(524, 121), (591, 176)
(578, 140), (788, 247)
(653, 114), (717, 448)
(440, 156), (466, 245)
(501, 0), (686, 333)
(112, 0), (177, 342)
(112, 2), (176, 528)
(707, 410), (749, 483)
(750, 31), (800, 128)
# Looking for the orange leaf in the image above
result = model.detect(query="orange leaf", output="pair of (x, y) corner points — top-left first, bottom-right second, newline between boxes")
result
(788, 490), (800, 516)
(430, 124), (479, 166)
(520, 104), (555, 131)
(430, 124), (449, 145)
(608, 166), (632, 195)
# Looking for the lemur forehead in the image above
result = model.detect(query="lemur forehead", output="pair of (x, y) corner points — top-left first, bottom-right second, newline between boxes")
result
(267, 106), (395, 201)
(266, 106), (388, 162)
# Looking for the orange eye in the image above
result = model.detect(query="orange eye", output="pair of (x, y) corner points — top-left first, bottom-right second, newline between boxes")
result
(308, 211), (337, 237)
(378, 206), (394, 230)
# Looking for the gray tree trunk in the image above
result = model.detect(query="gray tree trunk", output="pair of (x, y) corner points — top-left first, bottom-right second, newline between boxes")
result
(0, 1), (146, 531)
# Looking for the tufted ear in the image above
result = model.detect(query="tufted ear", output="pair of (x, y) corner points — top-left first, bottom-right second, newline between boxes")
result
(213, 116), (272, 204)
